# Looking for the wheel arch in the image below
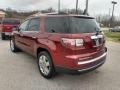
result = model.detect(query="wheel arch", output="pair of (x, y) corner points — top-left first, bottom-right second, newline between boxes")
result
(36, 47), (53, 60)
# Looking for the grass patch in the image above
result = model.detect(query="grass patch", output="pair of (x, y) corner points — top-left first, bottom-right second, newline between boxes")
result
(104, 31), (120, 42)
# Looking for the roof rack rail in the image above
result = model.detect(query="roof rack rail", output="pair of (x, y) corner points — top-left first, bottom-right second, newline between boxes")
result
(28, 12), (70, 18)
(45, 12), (68, 15)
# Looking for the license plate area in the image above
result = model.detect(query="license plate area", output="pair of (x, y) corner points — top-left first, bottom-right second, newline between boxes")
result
(91, 35), (103, 47)
(5, 32), (11, 36)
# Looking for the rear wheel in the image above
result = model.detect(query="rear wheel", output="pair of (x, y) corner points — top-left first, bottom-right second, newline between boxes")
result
(10, 38), (20, 52)
(1, 33), (6, 40)
(38, 51), (56, 79)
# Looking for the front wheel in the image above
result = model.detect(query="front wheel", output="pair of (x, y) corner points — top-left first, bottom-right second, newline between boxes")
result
(38, 51), (56, 79)
(10, 39), (20, 52)
(1, 33), (6, 40)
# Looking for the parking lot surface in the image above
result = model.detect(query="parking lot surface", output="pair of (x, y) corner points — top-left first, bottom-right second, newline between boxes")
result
(0, 39), (120, 90)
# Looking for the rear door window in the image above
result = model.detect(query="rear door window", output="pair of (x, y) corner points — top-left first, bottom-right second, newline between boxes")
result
(28, 18), (40, 31)
(45, 17), (70, 33)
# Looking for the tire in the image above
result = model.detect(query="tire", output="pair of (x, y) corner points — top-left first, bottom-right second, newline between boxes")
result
(1, 33), (6, 40)
(38, 51), (56, 79)
(10, 38), (20, 52)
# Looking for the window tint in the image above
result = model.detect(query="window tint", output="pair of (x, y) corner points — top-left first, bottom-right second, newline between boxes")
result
(28, 18), (40, 31)
(45, 17), (100, 33)
(19, 20), (29, 31)
(45, 17), (70, 33)
(70, 17), (100, 33)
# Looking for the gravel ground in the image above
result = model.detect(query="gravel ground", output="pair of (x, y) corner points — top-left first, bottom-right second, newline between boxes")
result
(0, 39), (120, 90)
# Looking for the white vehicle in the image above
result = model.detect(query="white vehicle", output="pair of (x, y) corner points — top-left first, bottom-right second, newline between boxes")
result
(109, 26), (120, 32)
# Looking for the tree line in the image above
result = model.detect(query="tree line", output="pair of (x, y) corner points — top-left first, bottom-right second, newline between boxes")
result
(1, 7), (120, 27)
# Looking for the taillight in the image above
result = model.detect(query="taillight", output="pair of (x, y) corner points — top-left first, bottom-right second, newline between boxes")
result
(61, 38), (84, 48)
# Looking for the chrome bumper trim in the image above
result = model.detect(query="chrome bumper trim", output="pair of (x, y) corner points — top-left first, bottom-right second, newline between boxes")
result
(4, 32), (11, 36)
(78, 60), (105, 72)
(78, 53), (107, 65)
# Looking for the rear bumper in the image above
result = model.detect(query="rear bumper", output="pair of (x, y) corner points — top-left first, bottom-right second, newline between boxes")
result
(55, 49), (107, 74)
(55, 58), (106, 74)
(2, 32), (11, 36)
(78, 53), (107, 65)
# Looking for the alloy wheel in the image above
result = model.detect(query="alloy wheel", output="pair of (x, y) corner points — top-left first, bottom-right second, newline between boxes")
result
(39, 55), (50, 76)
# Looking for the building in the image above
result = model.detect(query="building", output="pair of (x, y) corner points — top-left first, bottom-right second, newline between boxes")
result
(0, 10), (5, 22)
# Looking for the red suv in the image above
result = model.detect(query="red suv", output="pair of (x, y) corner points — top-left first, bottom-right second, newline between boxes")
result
(10, 13), (107, 79)
(0, 18), (20, 40)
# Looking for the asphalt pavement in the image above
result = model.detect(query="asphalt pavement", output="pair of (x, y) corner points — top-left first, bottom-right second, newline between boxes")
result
(0, 39), (120, 90)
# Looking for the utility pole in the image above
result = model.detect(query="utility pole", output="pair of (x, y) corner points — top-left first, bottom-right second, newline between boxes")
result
(109, 8), (111, 27)
(76, 0), (78, 14)
(83, 0), (89, 15)
(85, 0), (89, 15)
(109, 8), (111, 17)
(58, 0), (61, 13)
(110, 1), (117, 27)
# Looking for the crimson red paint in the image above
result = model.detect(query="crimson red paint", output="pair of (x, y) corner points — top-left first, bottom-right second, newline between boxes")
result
(0, 18), (20, 40)
(10, 14), (107, 78)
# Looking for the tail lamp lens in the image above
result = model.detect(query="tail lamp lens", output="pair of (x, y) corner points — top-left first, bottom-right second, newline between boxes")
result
(61, 38), (84, 47)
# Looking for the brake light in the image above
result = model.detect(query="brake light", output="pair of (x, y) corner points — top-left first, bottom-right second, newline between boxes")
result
(61, 38), (84, 47)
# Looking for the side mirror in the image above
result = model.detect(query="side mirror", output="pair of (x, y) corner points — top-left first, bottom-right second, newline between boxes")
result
(18, 28), (20, 32)
(51, 29), (55, 33)
(12, 27), (17, 31)
(12, 27), (20, 32)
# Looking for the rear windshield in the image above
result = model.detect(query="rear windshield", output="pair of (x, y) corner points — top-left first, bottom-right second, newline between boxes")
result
(2, 19), (20, 25)
(45, 16), (100, 33)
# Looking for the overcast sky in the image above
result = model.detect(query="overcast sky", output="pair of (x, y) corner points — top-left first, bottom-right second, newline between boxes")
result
(0, 0), (119, 16)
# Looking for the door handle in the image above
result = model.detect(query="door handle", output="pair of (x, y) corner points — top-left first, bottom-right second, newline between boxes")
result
(32, 37), (37, 39)
(20, 34), (24, 37)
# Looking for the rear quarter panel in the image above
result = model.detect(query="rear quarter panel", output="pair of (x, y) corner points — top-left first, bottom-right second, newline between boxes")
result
(35, 33), (76, 67)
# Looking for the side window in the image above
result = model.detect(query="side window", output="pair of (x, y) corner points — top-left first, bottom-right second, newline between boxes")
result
(45, 17), (69, 33)
(19, 20), (29, 31)
(28, 18), (40, 31)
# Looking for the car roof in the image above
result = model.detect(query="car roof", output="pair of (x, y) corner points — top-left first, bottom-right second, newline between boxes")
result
(28, 12), (94, 19)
